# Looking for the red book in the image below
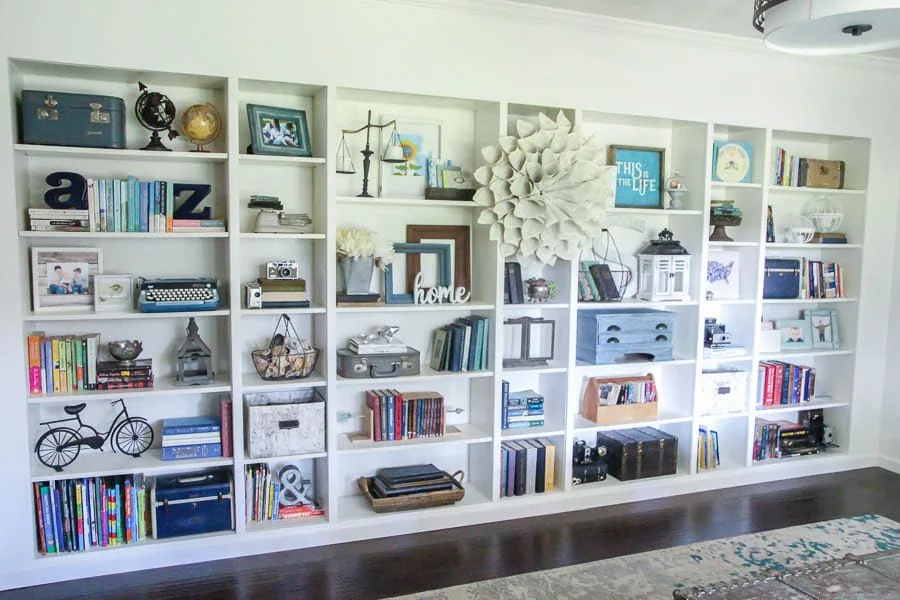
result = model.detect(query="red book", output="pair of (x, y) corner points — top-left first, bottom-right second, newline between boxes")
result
(393, 389), (403, 440)
(220, 397), (233, 458)
(772, 362), (785, 406)
(96, 380), (154, 391)
(365, 389), (382, 441)
(33, 482), (46, 554)
(761, 362), (775, 406)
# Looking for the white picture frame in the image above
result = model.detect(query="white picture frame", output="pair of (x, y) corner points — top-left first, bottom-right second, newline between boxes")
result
(706, 250), (740, 300)
(94, 274), (135, 313)
(378, 117), (444, 199)
(31, 247), (103, 313)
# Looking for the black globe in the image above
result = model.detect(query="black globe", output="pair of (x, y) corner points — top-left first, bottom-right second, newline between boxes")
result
(135, 91), (176, 132)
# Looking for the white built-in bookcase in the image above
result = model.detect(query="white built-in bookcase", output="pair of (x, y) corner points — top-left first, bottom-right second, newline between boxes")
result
(9, 59), (870, 570)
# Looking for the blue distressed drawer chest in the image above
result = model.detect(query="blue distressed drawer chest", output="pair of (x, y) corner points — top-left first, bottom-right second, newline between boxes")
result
(576, 308), (675, 364)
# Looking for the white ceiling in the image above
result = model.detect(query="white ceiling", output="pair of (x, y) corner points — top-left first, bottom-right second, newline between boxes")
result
(506, 0), (757, 38)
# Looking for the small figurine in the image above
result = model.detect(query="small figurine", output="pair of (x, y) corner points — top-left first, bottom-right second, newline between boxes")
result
(525, 277), (558, 303)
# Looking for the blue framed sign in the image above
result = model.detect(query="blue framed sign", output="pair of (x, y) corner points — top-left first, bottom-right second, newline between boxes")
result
(608, 145), (665, 208)
(384, 243), (452, 304)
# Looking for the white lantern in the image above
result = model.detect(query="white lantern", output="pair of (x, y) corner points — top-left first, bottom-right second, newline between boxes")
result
(636, 229), (692, 302)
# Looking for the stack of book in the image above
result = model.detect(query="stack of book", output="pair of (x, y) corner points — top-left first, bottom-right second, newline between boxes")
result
(710, 200), (742, 220)
(171, 218), (226, 233)
(28, 207), (90, 232)
(500, 383), (545, 430)
(697, 426), (720, 471)
(160, 416), (222, 461)
(33, 474), (148, 555)
(753, 418), (817, 461)
(503, 262), (525, 304)
(428, 316), (490, 372)
(27, 332), (101, 395)
(758, 361), (816, 407)
(499, 438), (556, 496)
(257, 278), (309, 309)
(799, 259), (844, 299)
(370, 464), (456, 499)
(96, 358), (153, 391)
(244, 463), (325, 522)
(364, 389), (445, 441)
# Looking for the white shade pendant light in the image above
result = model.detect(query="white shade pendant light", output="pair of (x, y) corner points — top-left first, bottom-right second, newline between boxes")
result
(753, 0), (900, 55)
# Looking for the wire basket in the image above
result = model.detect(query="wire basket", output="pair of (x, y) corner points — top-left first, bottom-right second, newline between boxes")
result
(251, 314), (319, 380)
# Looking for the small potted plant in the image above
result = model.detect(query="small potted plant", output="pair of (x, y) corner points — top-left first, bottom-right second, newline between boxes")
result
(336, 226), (395, 295)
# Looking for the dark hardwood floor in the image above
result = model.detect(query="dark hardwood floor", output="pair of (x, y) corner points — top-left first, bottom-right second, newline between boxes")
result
(5, 467), (900, 600)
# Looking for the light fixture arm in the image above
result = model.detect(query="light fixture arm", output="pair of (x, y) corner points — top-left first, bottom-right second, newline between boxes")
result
(753, 0), (791, 33)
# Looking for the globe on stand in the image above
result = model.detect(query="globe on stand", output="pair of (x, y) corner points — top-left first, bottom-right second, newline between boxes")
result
(181, 103), (222, 152)
(134, 82), (179, 151)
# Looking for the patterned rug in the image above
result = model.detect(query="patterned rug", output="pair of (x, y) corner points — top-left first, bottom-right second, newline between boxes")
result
(389, 514), (900, 600)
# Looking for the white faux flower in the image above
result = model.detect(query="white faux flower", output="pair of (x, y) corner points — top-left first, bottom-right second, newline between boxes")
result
(336, 226), (394, 266)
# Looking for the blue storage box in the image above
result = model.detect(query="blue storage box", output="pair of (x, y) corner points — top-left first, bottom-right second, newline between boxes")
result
(151, 470), (234, 539)
(577, 308), (675, 364)
(20, 89), (126, 149)
(763, 258), (801, 299)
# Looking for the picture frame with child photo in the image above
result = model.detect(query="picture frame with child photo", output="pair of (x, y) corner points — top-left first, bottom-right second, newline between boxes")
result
(31, 247), (103, 313)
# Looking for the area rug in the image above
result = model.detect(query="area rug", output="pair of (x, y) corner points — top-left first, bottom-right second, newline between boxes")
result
(390, 514), (900, 600)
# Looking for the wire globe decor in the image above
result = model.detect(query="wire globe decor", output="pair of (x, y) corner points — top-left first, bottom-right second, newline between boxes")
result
(802, 195), (844, 233)
(782, 214), (816, 244)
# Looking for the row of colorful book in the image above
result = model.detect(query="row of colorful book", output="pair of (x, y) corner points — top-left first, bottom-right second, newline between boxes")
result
(757, 361), (816, 407)
(500, 382), (545, 430)
(244, 463), (324, 522)
(800, 260), (845, 299)
(753, 418), (817, 461)
(161, 416), (222, 461)
(697, 426), (720, 471)
(500, 438), (556, 496)
(27, 333), (89, 394)
(33, 475), (147, 554)
(594, 378), (657, 407)
(28, 177), (225, 233)
(429, 316), (490, 372)
(364, 389), (445, 442)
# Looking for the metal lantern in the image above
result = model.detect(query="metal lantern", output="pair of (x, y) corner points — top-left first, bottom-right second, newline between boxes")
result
(176, 317), (214, 386)
(636, 229), (692, 301)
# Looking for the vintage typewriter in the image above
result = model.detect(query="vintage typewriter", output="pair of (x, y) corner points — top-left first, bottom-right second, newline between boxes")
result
(137, 278), (221, 313)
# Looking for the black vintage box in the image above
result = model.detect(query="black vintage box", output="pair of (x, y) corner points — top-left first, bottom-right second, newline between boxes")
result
(336, 347), (421, 379)
(21, 90), (126, 149)
(596, 426), (678, 481)
(572, 461), (608, 485)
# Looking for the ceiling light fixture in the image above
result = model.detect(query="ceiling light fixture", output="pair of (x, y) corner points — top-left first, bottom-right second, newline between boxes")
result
(753, 0), (900, 55)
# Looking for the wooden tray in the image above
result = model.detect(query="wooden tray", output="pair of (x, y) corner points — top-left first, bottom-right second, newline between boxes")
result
(357, 470), (465, 513)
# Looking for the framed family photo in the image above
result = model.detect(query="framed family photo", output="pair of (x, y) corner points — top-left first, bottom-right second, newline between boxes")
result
(31, 247), (103, 313)
(808, 309), (840, 349)
(247, 103), (312, 157)
(775, 318), (812, 350)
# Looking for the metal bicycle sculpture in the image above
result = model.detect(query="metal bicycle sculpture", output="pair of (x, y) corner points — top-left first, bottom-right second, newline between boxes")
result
(35, 398), (154, 472)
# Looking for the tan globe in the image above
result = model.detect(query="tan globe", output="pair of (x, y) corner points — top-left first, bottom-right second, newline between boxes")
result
(181, 103), (222, 152)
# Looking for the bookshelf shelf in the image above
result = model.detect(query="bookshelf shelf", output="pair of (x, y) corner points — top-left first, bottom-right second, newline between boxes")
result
(755, 400), (850, 415)
(762, 298), (858, 304)
(336, 423), (492, 453)
(246, 515), (329, 532)
(503, 362), (569, 375)
(504, 302), (570, 310)
(577, 300), (700, 310)
(767, 185), (866, 196)
(34, 530), (237, 560)
(336, 195), (479, 209)
(573, 358), (696, 376)
(758, 348), (854, 360)
(751, 449), (847, 468)
(30, 450), (233, 483)
(243, 451), (328, 465)
(336, 368), (493, 387)
(572, 412), (693, 433)
(27, 375), (232, 405)
(241, 373), (327, 393)
(696, 411), (750, 421)
(24, 309), (231, 322)
(711, 181), (762, 189)
(13, 144), (228, 163)
(703, 299), (757, 306)
(764, 243), (861, 249)
(335, 302), (496, 314)
(605, 207), (703, 216)
(238, 233), (326, 240)
(501, 426), (566, 441)
(237, 154), (326, 166)
(708, 241), (759, 248)
(19, 231), (229, 239)
(239, 305), (326, 316)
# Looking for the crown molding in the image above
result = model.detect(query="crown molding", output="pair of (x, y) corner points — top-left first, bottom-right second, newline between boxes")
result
(371, 0), (900, 74)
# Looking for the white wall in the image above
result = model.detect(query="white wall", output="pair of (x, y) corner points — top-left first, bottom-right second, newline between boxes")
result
(2, 0), (900, 586)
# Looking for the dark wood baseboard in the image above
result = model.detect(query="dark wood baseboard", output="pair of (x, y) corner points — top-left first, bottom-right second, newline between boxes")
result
(4, 467), (900, 600)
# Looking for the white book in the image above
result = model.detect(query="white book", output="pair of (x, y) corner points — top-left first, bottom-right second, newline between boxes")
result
(524, 440), (538, 494)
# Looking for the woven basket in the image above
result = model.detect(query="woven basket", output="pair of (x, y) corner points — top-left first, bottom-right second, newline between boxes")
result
(357, 470), (465, 513)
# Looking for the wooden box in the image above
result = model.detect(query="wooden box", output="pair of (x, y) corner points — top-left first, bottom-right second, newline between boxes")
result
(580, 374), (659, 425)
(576, 309), (674, 364)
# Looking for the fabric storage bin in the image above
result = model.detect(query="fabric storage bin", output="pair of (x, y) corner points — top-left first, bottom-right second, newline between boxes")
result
(21, 90), (126, 148)
(151, 470), (234, 539)
(698, 368), (749, 415)
(244, 388), (325, 458)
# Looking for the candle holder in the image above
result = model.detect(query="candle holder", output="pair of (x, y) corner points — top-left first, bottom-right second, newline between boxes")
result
(337, 110), (406, 198)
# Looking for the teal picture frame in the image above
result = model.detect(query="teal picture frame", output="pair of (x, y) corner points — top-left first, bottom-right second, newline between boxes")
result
(384, 243), (452, 304)
(247, 104), (312, 157)
(608, 145), (665, 209)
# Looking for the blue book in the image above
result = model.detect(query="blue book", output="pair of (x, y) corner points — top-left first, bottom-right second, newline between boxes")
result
(97, 179), (106, 232)
(506, 408), (544, 417)
(501, 379), (509, 428)
(161, 442), (223, 460)
(500, 447), (508, 496)
(480, 317), (490, 370)
(399, 392), (407, 438)
(384, 389), (395, 441)
(161, 416), (221, 435)
(39, 484), (55, 553)
(52, 486), (64, 552)
(141, 181), (150, 232)
(272, 483), (281, 520)
(448, 324), (465, 372)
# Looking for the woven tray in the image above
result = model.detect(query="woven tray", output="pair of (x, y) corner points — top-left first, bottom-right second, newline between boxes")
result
(357, 470), (465, 513)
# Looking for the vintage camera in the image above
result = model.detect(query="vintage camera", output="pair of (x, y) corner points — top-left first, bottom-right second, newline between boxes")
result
(266, 260), (300, 280)
(573, 439), (607, 465)
(704, 318), (732, 347)
(245, 282), (262, 308)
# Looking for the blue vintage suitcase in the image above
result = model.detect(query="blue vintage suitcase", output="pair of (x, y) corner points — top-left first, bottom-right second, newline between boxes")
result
(763, 258), (801, 299)
(20, 90), (126, 148)
(151, 470), (234, 539)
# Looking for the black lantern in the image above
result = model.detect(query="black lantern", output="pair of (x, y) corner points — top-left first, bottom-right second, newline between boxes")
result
(176, 317), (214, 386)
(502, 316), (555, 368)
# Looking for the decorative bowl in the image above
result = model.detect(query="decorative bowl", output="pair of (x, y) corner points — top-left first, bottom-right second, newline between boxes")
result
(108, 340), (143, 362)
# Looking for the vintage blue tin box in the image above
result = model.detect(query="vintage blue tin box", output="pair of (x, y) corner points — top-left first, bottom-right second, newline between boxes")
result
(576, 308), (675, 364)
(20, 89), (126, 148)
(151, 470), (234, 539)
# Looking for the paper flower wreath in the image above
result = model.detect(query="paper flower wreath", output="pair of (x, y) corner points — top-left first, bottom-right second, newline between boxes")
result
(474, 111), (616, 266)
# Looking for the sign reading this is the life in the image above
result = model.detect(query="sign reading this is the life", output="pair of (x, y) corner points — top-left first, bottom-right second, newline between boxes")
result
(611, 147), (663, 208)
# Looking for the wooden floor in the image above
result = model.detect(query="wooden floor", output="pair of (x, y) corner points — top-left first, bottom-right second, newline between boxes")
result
(5, 467), (900, 600)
